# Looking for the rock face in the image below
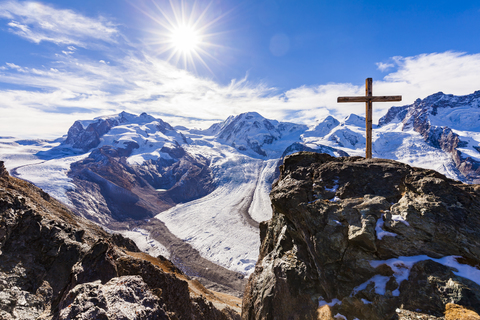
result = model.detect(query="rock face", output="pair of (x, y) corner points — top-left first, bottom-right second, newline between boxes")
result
(242, 152), (480, 320)
(0, 161), (240, 319)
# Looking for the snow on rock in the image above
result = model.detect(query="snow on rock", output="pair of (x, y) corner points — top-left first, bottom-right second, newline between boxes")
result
(326, 126), (366, 149)
(355, 255), (480, 297)
(205, 112), (308, 158)
(342, 113), (366, 127)
(375, 214), (398, 240)
(318, 298), (342, 307)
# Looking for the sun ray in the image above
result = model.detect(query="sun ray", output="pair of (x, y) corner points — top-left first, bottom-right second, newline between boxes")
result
(130, 0), (236, 77)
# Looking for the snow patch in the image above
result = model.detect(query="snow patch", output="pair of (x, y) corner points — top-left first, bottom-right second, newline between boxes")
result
(375, 215), (397, 240)
(318, 298), (342, 308)
(353, 255), (480, 298)
(391, 214), (410, 226)
(330, 196), (341, 202)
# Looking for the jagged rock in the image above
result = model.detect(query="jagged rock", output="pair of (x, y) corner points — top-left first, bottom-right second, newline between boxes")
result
(0, 161), (8, 177)
(57, 276), (168, 320)
(399, 260), (480, 316)
(0, 166), (240, 319)
(242, 152), (480, 320)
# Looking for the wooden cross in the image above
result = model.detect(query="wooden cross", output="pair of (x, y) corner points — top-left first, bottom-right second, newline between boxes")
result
(337, 78), (402, 159)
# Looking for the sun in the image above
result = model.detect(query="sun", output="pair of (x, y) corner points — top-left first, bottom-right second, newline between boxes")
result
(134, 0), (229, 74)
(170, 24), (201, 54)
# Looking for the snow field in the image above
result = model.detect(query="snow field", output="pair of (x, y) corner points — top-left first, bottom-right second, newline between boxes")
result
(0, 138), (59, 171)
(14, 154), (88, 205)
(156, 144), (271, 275)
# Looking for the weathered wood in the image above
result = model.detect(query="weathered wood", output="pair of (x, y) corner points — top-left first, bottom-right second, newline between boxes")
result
(337, 96), (402, 103)
(366, 78), (373, 159)
(337, 78), (402, 159)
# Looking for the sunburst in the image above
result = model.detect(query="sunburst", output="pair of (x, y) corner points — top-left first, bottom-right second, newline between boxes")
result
(133, 0), (230, 74)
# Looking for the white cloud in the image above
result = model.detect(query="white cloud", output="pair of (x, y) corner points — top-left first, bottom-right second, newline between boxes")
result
(0, 1), (118, 46)
(2, 50), (480, 139)
(376, 62), (394, 72)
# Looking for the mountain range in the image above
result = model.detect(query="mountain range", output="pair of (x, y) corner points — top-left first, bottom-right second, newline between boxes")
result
(2, 90), (480, 296)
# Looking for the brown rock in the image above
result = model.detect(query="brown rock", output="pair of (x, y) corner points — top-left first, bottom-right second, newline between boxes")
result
(445, 303), (480, 320)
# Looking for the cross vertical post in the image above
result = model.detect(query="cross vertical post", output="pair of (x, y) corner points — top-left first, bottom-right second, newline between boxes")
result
(337, 78), (402, 159)
(365, 78), (373, 158)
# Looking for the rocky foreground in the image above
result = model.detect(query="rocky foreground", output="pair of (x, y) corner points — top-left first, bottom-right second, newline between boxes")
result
(0, 161), (241, 319)
(242, 152), (480, 320)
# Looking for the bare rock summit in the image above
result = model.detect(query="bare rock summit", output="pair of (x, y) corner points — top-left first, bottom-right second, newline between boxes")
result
(242, 152), (480, 320)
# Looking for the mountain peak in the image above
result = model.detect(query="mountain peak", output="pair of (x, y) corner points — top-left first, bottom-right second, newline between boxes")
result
(63, 112), (175, 152)
(343, 113), (365, 127)
(303, 115), (340, 138)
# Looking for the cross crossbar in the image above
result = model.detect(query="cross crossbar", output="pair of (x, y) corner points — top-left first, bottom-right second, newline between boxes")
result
(337, 78), (402, 159)
(337, 96), (402, 103)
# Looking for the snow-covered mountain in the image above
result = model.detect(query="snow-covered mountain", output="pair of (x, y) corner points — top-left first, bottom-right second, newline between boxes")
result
(2, 90), (480, 294)
(379, 91), (480, 183)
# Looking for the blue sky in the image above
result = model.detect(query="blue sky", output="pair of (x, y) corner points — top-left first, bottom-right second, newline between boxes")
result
(1, 0), (480, 138)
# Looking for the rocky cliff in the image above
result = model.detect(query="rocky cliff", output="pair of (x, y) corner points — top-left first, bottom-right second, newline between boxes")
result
(0, 161), (240, 319)
(242, 152), (480, 320)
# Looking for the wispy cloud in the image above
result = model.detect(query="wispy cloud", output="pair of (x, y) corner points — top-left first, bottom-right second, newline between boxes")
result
(376, 62), (394, 72)
(0, 1), (118, 46)
(1, 3), (480, 139)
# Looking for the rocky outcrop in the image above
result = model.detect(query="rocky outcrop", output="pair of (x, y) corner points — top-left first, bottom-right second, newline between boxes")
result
(281, 142), (348, 158)
(0, 161), (240, 319)
(64, 117), (118, 152)
(242, 152), (480, 320)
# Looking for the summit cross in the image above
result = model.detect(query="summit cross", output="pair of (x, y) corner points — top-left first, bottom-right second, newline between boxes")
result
(337, 78), (402, 159)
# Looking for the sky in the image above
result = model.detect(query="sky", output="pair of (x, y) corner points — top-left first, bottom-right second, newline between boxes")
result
(1, 0), (480, 138)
